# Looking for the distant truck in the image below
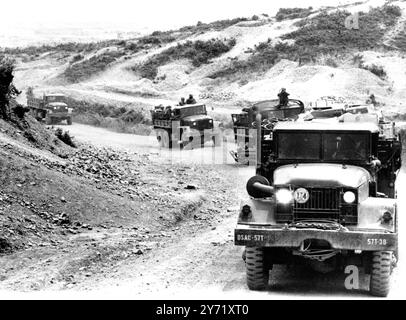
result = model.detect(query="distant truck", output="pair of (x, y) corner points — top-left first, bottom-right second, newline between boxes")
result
(27, 91), (73, 125)
(230, 99), (305, 164)
(151, 103), (221, 148)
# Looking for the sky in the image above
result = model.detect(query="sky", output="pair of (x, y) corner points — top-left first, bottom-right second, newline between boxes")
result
(1, 0), (358, 30)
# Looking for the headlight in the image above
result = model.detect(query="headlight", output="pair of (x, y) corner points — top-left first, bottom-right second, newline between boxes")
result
(193, 122), (197, 126)
(343, 191), (356, 204)
(276, 189), (293, 204)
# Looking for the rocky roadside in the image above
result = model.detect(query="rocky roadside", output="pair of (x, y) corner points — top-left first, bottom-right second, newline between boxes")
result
(0, 120), (246, 291)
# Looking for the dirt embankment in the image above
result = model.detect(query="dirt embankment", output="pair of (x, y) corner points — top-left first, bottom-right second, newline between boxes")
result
(0, 115), (245, 291)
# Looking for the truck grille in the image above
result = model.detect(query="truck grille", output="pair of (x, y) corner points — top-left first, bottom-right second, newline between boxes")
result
(294, 188), (340, 215)
(276, 187), (358, 225)
(199, 119), (213, 130)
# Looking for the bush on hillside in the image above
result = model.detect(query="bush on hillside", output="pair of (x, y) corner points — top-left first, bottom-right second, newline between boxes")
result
(63, 51), (124, 83)
(282, 5), (401, 51)
(0, 56), (20, 120)
(66, 98), (151, 135)
(55, 128), (76, 147)
(275, 7), (313, 21)
(362, 64), (387, 79)
(132, 38), (236, 79)
(210, 5), (402, 79)
(2, 41), (123, 56)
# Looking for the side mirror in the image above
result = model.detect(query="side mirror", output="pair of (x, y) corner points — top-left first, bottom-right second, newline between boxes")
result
(246, 175), (274, 198)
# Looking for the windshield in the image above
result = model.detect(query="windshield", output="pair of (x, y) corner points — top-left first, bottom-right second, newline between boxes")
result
(277, 132), (370, 161)
(323, 133), (369, 161)
(179, 105), (206, 117)
(278, 133), (321, 160)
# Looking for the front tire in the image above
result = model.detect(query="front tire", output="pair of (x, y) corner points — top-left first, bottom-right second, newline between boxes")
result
(245, 247), (269, 290)
(370, 251), (392, 297)
(67, 117), (72, 125)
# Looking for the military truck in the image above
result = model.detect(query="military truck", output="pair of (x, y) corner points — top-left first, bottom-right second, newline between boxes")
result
(234, 115), (401, 296)
(27, 91), (73, 125)
(230, 99), (304, 164)
(151, 103), (221, 148)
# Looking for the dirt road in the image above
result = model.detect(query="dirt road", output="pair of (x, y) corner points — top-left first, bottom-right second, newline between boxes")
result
(1, 123), (405, 299)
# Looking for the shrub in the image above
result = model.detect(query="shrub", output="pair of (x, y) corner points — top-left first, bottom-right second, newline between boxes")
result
(210, 4), (402, 80)
(2, 40), (124, 56)
(275, 7), (313, 21)
(55, 128), (76, 147)
(132, 38), (236, 79)
(66, 98), (152, 135)
(178, 17), (248, 34)
(70, 54), (84, 63)
(362, 64), (387, 79)
(63, 51), (124, 83)
(0, 56), (20, 120)
(282, 5), (401, 52)
(324, 57), (338, 68)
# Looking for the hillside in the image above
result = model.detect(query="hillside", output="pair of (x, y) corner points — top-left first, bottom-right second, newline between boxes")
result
(0, 112), (244, 290)
(3, 0), (406, 127)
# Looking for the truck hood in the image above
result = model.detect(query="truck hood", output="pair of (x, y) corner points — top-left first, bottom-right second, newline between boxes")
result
(182, 114), (212, 122)
(273, 163), (371, 188)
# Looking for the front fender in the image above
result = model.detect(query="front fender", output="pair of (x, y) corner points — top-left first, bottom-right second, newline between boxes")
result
(237, 197), (276, 225)
(358, 197), (397, 232)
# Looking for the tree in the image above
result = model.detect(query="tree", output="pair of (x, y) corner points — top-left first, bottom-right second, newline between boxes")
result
(0, 56), (20, 120)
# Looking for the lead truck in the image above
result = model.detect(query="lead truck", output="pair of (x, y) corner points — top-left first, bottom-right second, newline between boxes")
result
(234, 110), (401, 296)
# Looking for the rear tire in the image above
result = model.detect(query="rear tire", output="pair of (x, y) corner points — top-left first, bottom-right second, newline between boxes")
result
(370, 251), (392, 297)
(245, 247), (269, 290)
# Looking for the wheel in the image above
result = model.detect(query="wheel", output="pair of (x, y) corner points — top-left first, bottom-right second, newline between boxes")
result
(67, 117), (72, 125)
(370, 251), (392, 297)
(245, 247), (269, 290)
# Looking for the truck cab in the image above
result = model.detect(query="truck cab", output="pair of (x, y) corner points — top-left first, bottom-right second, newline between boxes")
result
(235, 118), (401, 297)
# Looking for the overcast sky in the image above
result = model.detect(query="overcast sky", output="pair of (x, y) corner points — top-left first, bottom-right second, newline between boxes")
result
(1, 0), (357, 30)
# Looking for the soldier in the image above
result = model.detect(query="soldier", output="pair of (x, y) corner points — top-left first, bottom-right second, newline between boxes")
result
(368, 94), (377, 106)
(277, 88), (289, 107)
(179, 97), (185, 106)
(186, 94), (196, 104)
(164, 106), (172, 119)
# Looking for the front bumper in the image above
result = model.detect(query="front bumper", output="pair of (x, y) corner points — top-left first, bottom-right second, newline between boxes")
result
(235, 224), (397, 251)
(47, 112), (71, 119)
